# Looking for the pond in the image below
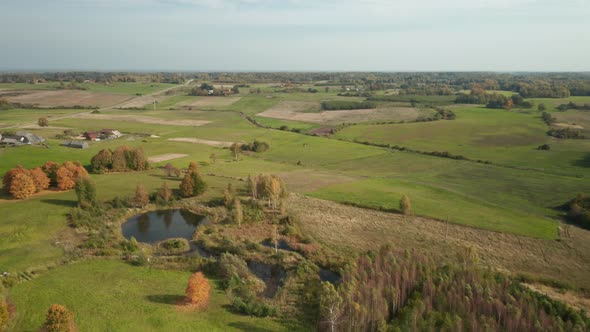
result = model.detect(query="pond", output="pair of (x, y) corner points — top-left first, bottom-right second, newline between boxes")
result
(247, 261), (286, 298)
(121, 209), (209, 243)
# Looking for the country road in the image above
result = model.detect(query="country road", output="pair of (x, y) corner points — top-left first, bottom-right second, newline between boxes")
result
(0, 79), (193, 130)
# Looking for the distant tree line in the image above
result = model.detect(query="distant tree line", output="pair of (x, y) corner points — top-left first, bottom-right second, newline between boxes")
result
(321, 101), (377, 111)
(557, 101), (590, 111)
(3, 72), (590, 97)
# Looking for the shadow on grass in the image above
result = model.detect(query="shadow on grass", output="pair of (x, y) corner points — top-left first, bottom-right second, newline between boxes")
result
(226, 322), (276, 332)
(572, 153), (590, 168)
(148, 174), (182, 181)
(145, 294), (184, 305)
(40, 199), (76, 207)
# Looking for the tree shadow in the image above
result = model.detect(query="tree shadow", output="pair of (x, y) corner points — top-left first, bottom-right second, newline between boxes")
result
(145, 294), (184, 305)
(572, 153), (590, 168)
(40, 199), (76, 207)
(148, 174), (181, 181)
(226, 322), (276, 332)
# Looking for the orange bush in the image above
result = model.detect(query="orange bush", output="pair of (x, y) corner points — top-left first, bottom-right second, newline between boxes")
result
(30, 167), (50, 192)
(45, 304), (76, 332)
(9, 172), (36, 199)
(2, 166), (29, 194)
(56, 166), (76, 191)
(185, 272), (211, 309)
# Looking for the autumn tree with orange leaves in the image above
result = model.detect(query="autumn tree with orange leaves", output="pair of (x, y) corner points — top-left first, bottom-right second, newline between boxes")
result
(184, 272), (211, 309)
(30, 167), (50, 192)
(44, 304), (76, 332)
(3, 162), (88, 199)
(8, 172), (37, 199)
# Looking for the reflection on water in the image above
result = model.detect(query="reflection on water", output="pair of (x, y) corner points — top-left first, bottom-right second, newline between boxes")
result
(121, 209), (208, 243)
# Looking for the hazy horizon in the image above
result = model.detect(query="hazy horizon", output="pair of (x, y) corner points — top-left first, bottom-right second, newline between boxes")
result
(1, 0), (589, 72)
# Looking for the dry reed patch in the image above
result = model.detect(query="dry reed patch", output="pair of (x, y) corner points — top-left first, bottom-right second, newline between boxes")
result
(288, 194), (590, 289)
(523, 283), (590, 312)
(258, 103), (421, 124)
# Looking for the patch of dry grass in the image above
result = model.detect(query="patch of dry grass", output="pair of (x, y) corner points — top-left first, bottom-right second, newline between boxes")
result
(257, 101), (423, 124)
(4, 90), (131, 108)
(289, 194), (590, 289)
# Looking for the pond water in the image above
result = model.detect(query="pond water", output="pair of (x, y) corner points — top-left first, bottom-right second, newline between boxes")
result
(319, 268), (341, 284)
(247, 261), (286, 298)
(121, 209), (209, 243)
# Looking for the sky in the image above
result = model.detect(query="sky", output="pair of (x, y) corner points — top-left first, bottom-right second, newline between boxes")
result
(0, 0), (589, 71)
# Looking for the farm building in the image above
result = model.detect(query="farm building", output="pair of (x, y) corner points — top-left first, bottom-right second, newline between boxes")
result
(62, 140), (89, 149)
(1, 131), (45, 146)
(100, 129), (122, 138)
(84, 131), (99, 141)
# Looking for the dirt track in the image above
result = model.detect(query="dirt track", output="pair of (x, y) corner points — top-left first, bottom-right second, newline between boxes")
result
(147, 153), (188, 163)
(167, 137), (234, 147)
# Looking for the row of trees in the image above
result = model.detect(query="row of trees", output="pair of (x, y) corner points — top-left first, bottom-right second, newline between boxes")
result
(318, 246), (589, 331)
(321, 100), (377, 111)
(90, 146), (148, 173)
(246, 174), (288, 210)
(455, 89), (534, 109)
(3, 161), (88, 199)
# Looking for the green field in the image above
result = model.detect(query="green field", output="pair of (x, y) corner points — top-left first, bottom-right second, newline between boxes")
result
(8, 260), (288, 331)
(333, 105), (590, 177)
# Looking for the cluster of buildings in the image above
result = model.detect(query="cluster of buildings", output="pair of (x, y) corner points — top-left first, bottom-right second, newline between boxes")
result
(0, 131), (45, 146)
(82, 128), (123, 141)
(61, 128), (123, 149)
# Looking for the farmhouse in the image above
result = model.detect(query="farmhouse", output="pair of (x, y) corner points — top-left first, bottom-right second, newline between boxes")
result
(61, 140), (89, 149)
(83, 131), (99, 141)
(100, 129), (122, 138)
(1, 131), (45, 146)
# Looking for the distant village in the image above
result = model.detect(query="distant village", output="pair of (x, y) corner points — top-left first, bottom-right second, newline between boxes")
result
(1, 128), (122, 149)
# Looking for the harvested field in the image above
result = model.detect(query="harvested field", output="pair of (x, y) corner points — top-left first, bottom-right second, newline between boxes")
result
(72, 113), (210, 126)
(168, 137), (234, 147)
(289, 194), (590, 289)
(3, 90), (131, 108)
(147, 153), (188, 163)
(116, 95), (164, 109)
(552, 110), (590, 135)
(258, 102), (424, 124)
(178, 96), (241, 108)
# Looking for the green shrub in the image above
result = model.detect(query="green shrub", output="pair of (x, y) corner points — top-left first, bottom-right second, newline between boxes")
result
(231, 297), (277, 317)
(321, 100), (377, 110)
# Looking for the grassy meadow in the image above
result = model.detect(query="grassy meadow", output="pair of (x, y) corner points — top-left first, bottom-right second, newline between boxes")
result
(8, 260), (289, 331)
